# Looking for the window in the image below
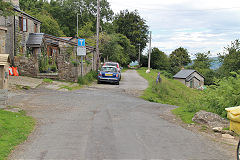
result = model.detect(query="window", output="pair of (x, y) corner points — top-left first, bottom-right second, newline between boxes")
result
(19, 16), (28, 32)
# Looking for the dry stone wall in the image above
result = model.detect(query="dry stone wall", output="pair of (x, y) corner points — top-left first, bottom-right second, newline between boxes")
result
(0, 27), (7, 54)
(14, 56), (39, 77)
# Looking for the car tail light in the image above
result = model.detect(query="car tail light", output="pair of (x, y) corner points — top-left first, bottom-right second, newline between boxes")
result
(116, 74), (119, 77)
(99, 72), (102, 76)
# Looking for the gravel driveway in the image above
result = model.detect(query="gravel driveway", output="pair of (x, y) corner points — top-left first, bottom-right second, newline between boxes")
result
(9, 70), (234, 159)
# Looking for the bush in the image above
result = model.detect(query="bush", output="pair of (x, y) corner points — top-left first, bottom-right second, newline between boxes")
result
(78, 71), (97, 85)
(186, 72), (240, 118)
(160, 70), (173, 79)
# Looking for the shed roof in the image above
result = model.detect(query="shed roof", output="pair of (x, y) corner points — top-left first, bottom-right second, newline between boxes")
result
(173, 69), (196, 79)
(26, 33), (44, 47)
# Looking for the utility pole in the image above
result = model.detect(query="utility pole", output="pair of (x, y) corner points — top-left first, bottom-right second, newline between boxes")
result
(96, 0), (100, 70)
(77, 13), (79, 38)
(138, 44), (141, 65)
(147, 31), (152, 71)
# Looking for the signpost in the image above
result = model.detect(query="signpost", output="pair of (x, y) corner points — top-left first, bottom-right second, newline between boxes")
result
(77, 39), (86, 77)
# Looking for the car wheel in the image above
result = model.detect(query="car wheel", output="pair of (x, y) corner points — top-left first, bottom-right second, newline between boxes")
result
(116, 81), (119, 85)
(97, 80), (101, 84)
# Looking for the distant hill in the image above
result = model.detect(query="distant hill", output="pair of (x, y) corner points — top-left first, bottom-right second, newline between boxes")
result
(209, 57), (222, 70)
(188, 57), (222, 70)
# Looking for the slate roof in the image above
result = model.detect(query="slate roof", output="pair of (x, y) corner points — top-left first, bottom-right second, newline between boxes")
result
(26, 33), (44, 47)
(173, 69), (196, 79)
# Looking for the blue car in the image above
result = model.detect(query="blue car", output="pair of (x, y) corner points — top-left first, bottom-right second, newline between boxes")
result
(97, 66), (120, 85)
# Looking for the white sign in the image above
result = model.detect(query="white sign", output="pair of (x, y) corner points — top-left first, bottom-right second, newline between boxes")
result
(77, 46), (86, 56)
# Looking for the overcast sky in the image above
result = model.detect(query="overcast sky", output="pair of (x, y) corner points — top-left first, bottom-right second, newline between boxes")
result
(107, 0), (240, 57)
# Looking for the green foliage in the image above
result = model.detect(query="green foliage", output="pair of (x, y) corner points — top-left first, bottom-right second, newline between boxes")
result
(20, 0), (113, 37)
(137, 67), (200, 124)
(186, 73), (240, 118)
(78, 71), (97, 85)
(50, 63), (57, 72)
(192, 52), (212, 69)
(78, 21), (94, 38)
(39, 53), (49, 73)
(150, 48), (170, 71)
(140, 54), (148, 67)
(0, 109), (35, 160)
(172, 107), (195, 124)
(0, 0), (14, 17)
(169, 47), (191, 74)
(43, 78), (53, 83)
(113, 9), (149, 61)
(137, 68), (199, 107)
(29, 10), (65, 37)
(48, 0), (113, 36)
(101, 33), (135, 66)
(189, 52), (215, 85)
(218, 39), (240, 77)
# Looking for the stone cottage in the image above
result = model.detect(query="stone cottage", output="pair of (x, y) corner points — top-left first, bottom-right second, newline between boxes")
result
(0, 0), (41, 65)
(173, 69), (204, 89)
(0, 0), (96, 82)
(14, 33), (96, 82)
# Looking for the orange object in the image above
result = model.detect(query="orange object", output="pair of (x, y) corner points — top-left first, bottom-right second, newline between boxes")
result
(12, 67), (19, 76)
(9, 67), (13, 76)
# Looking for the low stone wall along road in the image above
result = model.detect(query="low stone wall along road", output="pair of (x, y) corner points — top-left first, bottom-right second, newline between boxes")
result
(9, 70), (233, 159)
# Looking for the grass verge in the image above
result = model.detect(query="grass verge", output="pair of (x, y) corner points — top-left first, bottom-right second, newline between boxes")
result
(78, 71), (97, 85)
(121, 68), (128, 73)
(0, 109), (35, 160)
(137, 67), (201, 123)
(43, 78), (53, 83)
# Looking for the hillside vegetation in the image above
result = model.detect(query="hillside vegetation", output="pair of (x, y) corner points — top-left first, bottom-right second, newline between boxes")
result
(137, 68), (201, 123)
(137, 68), (199, 107)
(137, 68), (240, 124)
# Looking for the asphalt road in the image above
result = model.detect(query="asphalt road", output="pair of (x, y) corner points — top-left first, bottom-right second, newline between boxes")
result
(9, 70), (233, 160)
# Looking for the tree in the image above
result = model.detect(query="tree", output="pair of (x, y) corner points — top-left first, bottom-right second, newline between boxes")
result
(192, 52), (212, 69)
(169, 47), (191, 74)
(113, 9), (149, 61)
(150, 47), (169, 70)
(27, 10), (65, 36)
(191, 52), (215, 85)
(48, 0), (114, 36)
(140, 54), (148, 67)
(218, 39), (240, 77)
(0, 0), (14, 17)
(100, 33), (136, 66)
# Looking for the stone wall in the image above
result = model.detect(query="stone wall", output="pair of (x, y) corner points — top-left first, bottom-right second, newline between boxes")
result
(0, 89), (8, 108)
(14, 56), (39, 77)
(56, 41), (95, 82)
(174, 78), (185, 85)
(0, 27), (7, 54)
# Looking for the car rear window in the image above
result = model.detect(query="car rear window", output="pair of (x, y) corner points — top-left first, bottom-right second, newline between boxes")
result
(101, 67), (117, 72)
(105, 63), (118, 68)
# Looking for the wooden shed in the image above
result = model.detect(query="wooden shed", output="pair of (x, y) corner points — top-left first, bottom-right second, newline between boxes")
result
(173, 69), (204, 89)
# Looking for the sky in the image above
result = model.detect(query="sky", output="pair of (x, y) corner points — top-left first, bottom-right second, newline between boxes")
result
(107, 0), (240, 58)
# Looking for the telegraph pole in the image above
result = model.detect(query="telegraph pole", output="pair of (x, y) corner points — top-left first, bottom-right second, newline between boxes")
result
(96, 0), (100, 70)
(77, 13), (79, 38)
(138, 44), (141, 65)
(148, 31), (152, 71)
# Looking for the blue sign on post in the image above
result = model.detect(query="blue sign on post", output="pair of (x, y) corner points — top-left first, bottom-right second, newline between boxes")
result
(78, 39), (85, 47)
